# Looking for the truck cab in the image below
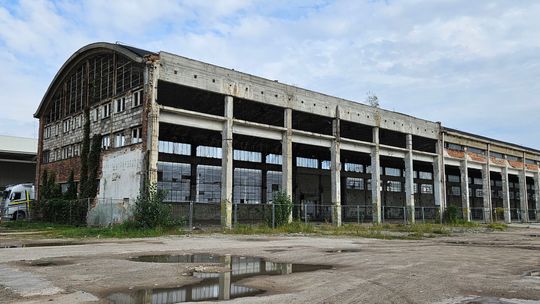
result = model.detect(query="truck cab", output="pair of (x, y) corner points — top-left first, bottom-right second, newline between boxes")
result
(1, 183), (34, 220)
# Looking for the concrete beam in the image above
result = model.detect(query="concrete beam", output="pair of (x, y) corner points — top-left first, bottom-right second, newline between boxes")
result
(413, 154), (436, 163)
(282, 108), (293, 223)
(221, 96), (233, 229)
(291, 131), (332, 148)
(159, 111), (223, 131)
(233, 120), (284, 140)
(371, 127), (381, 224)
(404, 134), (415, 224)
(340, 139), (372, 154)
(331, 117), (341, 226)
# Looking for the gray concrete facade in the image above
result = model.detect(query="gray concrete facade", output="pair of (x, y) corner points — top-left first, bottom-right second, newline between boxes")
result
(34, 42), (540, 226)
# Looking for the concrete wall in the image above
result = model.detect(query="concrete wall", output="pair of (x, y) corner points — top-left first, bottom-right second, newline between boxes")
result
(98, 147), (145, 201)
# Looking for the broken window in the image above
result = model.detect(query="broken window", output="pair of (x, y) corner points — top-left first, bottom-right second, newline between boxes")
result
(102, 103), (111, 119)
(131, 127), (142, 144)
(115, 97), (126, 113)
(102, 135), (110, 150)
(386, 181), (402, 192)
(421, 184), (433, 194)
(346, 177), (364, 190)
(133, 90), (143, 107)
(114, 132), (125, 148)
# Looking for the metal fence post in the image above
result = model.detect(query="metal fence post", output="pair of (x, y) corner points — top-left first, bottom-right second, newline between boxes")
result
(382, 206), (385, 223)
(109, 198), (113, 226)
(189, 201), (194, 230)
(403, 207), (407, 224)
(357, 205), (360, 224)
(272, 203), (275, 229)
(304, 204), (307, 224)
(234, 203), (238, 226)
(87, 198), (90, 226)
(421, 207), (425, 223)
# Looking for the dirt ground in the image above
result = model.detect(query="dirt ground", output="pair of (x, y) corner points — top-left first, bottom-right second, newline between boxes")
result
(0, 225), (539, 304)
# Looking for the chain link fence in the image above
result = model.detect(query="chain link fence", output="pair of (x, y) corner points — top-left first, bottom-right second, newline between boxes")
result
(4, 198), (538, 227)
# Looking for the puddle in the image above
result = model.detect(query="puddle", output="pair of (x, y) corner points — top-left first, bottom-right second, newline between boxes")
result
(1, 242), (87, 248)
(523, 270), (540, 277)
(240, 238), (275, 242)
(264, 249), (287, 253)
(26, 260), (73, 267)
(325, 249), (361, 253)
(110, 254), (332, 303)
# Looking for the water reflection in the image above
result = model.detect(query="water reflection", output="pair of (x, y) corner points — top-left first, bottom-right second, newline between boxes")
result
(108, 254), (331, 303)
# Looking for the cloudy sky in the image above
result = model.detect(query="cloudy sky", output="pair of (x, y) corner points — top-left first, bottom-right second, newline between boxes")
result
(1, 0), (539, 148)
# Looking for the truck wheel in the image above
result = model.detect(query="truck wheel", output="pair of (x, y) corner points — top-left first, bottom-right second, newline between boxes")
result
(13, 211), (26, 220)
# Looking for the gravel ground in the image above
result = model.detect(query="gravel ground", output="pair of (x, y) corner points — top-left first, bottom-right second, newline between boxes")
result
(0, 227), (538, 304)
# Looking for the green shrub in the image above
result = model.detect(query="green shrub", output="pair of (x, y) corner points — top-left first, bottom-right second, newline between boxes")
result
(38, 199), (87, 226)
(266, 191), (293, 228)
(443, 205), (460, 224)
(133, 183), (175, 228)
(494, 207), (505, 222)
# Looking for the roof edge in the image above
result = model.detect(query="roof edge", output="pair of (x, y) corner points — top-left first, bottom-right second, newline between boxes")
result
(34, 42), (155, 118)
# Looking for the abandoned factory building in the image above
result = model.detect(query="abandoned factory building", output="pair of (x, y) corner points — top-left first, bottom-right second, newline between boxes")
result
(34, 42), (540, 227)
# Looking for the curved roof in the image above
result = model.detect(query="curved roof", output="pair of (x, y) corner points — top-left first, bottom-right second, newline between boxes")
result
(34, 42), (155, 118)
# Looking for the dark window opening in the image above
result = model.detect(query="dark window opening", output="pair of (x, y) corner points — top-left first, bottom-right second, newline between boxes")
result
(292, 110), (333, 136)
(157, 80), (224, 116)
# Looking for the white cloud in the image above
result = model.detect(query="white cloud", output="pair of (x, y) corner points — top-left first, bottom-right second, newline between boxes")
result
(0, 0), (539, 148)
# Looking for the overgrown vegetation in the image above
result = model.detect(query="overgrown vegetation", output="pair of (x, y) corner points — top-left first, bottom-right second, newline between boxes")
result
(39, 199), (87, 226)
(35, 108), (101, 224)
(443, 205), (460, 224)
(265, 191), (293, 227)
(226, 222), (478, 240)
(80, 134), (101, 199)
(132, 183), (177, 228)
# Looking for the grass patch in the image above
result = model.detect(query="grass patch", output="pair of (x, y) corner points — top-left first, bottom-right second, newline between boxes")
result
(227, 222), (453, 240)
(227, 221), (315, 235)
(486, 223), (507, 231)
(1, 220), (185, 239)
(2, 219), (507, 240)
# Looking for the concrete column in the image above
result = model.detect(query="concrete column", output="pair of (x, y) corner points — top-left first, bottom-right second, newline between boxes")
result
(434, 137), (444, 220)
(518, 170), (529, 223)
(501, 166), (511, 223)
(331, 117), (341, 226)
(221, 96), (233, 229)
(404, 134), (415, 224)
(460, 147), (471, 221)
(371, 127), (382, 224)
(534, 171), (540, 221)
(147, 106), (160, 185)
(282, 108), (293, 223)
(147, 61), (160, 186)
(481, 164), (492, 223)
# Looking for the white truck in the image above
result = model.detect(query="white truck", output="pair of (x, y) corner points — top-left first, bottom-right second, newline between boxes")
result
(1, 183), (34, 221)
